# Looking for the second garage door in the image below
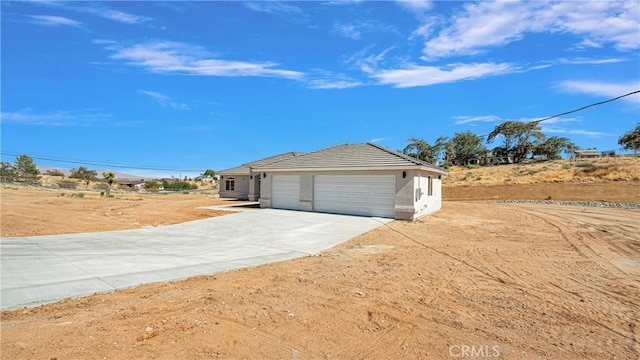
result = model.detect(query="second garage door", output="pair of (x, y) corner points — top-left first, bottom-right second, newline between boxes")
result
(314, 175), (395, 218)
(271, 175), (300, 210)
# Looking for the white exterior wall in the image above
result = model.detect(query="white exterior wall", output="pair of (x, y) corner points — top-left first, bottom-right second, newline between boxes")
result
(413, 173), (442, 220)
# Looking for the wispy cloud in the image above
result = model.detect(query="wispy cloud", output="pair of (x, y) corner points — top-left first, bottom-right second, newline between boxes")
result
(1, 109), (112, 126)
(452, 115), (501, 125)
(369, 137), (385, 143)
(101, 40), (304, 79)
(418, 1), (639, 60)
(77, 6), (151, 24)
(395, 0), (433, 13)
(306, 76), (362, 89)
(26, 14), (81, 28)
(373, 62), (515, 88)
(29, 1), (150, 25)
(244, 1), (306, 20)
(137, 90), (189, 110)
(558, 80), (640, 103)
(333, 22), (364, 40)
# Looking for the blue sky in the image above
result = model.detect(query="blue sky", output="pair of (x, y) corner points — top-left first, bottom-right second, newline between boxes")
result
(2, 1), (639, 178)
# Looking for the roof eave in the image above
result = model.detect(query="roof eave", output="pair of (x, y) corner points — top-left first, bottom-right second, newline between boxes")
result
(258, 165), (448, 175)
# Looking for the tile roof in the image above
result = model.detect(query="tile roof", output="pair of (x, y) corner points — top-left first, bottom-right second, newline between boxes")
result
(254, 143), (448, 174)
(219, 151), (301, 175)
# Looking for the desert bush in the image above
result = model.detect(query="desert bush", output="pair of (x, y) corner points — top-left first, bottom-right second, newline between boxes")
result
(562, 164), (573, 169)
(45, 169), (65, 177)
(576, 162), (594, 168)
(57, 180), (77, 189)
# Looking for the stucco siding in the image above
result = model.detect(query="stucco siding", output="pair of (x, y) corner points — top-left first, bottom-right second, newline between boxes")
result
(219, 175), (250, 200)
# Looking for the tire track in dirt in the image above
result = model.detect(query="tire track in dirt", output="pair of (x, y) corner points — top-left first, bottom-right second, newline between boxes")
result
(504, 205), (640, 348)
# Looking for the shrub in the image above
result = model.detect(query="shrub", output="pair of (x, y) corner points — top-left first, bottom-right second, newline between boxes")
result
(576, 162), (594, 168)
(57, 180), (77, 189)
(562, 164), (573, 169)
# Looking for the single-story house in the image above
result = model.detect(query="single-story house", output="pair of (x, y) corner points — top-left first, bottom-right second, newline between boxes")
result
(253, 142), (448, 220)
(218, 151), (300, 200)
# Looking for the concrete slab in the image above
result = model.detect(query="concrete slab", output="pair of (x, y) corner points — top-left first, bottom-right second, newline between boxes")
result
(0, 209), (391, 310)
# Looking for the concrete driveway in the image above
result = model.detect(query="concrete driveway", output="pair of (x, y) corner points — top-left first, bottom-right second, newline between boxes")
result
(0, 209), (391, 310)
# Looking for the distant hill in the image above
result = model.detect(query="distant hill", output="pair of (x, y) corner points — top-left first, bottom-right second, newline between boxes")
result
(444, 156), (640, 187)
(37, 165), (146, 180)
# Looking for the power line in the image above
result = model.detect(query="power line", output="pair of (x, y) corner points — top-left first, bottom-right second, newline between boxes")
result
(529, 89), (640, 124)
(0, 151), (205, 172)
(476, 89), (640, 138)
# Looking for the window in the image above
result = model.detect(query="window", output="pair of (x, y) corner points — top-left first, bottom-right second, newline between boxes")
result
(225, 179), (235, 191)
(427, 176), (433, 196)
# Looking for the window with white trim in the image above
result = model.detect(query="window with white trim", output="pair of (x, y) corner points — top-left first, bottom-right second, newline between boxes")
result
(225, 178), (235, 191)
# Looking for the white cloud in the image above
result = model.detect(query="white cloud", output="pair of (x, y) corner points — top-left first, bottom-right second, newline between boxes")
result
(307, 78), (362, 90)
(1, 109), (111, 126)
(396, 0), (433, 13)
(244, 2), (305, 17)
(373, 62), (515, 88)
(79, 7), (151, 24)
(452, 115), (501, 125)
(557, 57), (627, 65)
(558, 80), (640, 103)
(419, 1), (640, 60)
(137, 90), (189, 110)
(333, 22), (362, 40)
(27, 15), (81, 28)
(103, 40), (304, 79)
(29, 1), (150, 24)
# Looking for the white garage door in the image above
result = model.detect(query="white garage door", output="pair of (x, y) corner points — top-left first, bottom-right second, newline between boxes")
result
(314, 175), (395, 218)
(271, 175), (300, 210)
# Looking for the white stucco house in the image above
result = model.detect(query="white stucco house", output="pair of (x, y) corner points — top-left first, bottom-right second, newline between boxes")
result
(253, 142), (448, 220)
(218, 152), (300, 200)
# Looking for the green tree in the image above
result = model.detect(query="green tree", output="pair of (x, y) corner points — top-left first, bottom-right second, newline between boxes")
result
(202, 169), (216, 178)
(102, 172), (116, 196)
(533, 136), (577, 160)
(403, 137), (446, 164)
(618, 124), (640, 153)
(69, 167), (98, 181)
(487, 121), (544, 163)
(13, 154), (40, 180)
(1, 162), (16, 180)
(447, 131), (488, 166)
(144, 180), (161, 191)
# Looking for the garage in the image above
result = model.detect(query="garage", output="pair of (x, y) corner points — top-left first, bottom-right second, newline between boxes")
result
(271, 175), (300, 210)
(314, 175), (395, 218)
(256, 143), (447, 221)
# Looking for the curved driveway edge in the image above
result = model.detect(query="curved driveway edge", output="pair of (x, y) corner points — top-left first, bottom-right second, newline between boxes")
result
(1, 209), (392, 310)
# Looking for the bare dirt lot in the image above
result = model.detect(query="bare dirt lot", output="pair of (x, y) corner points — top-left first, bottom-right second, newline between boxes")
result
(0, 188), (234, 237)
(1, 185), (639, 359)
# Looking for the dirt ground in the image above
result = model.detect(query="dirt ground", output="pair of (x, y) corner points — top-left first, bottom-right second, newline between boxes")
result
(0, 188), (235, 237)
(1, 186), (639, 359)
(443, 181), (640, 203)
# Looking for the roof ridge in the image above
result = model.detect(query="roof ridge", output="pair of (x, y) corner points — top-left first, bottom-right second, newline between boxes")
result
(273, 143), (350, 162)
(243, 151), (300, 166)
(365, 142), (437, 168)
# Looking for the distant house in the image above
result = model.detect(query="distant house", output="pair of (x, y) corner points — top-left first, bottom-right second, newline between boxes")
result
(116, 179), (145, 190)
(575, 149), (599, 159)
(254, 142), (448, 220)
(218, 152), (301, 200)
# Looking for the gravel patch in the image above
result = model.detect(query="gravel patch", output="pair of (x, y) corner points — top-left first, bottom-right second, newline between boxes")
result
(497, 199), (640, 210)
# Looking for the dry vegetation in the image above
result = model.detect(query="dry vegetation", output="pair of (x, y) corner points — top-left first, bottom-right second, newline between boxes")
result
(444, 156), (640, 186)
